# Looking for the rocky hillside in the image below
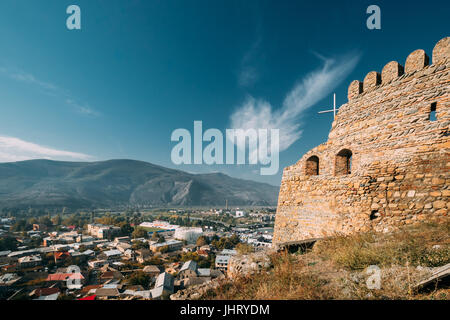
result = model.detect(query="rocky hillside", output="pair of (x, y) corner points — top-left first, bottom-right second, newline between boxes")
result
(0, 159), (279, 209)
(196, 222), (449, 300)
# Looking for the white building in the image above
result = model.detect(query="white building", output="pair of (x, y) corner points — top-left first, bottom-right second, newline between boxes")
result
(150, 240), (183, 253)
(174, 227), (203, 244)
(215, 249), (237, 271)
(215, 255), (231, 271)
(235, 210), (247, 218)
(87, 224), (121, 239)
(139, 221), (179, 230)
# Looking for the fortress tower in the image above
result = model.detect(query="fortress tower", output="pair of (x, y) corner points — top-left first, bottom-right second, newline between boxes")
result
(273, 37), (450, 245)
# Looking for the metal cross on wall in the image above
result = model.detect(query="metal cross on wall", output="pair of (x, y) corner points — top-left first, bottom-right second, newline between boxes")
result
(318, 93), (339, 119)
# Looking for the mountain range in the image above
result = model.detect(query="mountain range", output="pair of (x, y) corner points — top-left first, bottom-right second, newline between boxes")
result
(0, 159), (279, 209)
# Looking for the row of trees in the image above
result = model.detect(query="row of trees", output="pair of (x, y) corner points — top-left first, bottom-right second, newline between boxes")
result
(195, 234), (241, 250)
(211, 234), (240, 250)
(0, 237), (18, 251)
(9, 213), (92, 232)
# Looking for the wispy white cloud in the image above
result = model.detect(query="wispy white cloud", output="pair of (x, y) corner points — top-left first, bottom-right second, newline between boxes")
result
(66, 99), (101, 117)
(230, 52), (361, 157)
(0, 67), (100, 117)
(0, 136), (92, 163)
(238, 36), (262, 88)
(9, 71), (58, 91)
(239, 66), (259, 88)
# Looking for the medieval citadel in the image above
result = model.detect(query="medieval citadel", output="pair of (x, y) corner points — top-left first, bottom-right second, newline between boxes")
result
(273, 37), (449, 245)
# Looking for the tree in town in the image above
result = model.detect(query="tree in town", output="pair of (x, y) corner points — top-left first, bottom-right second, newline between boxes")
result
(196, 236), (208, 247)
(132, 227), (148, 239)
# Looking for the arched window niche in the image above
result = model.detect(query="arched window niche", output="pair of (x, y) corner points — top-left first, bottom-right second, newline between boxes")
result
(335, 149), (352, 176)
(305, 156), (319, 176)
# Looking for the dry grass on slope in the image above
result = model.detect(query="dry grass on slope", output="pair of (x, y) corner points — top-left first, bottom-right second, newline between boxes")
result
(202, 221), (450, 300)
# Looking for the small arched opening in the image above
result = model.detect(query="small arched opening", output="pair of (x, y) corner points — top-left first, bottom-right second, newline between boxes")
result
(335, 149), (352, 176)
(370, 210), (380, 220)
(429, 102), (437, 121)
(305, 156), (319, 176)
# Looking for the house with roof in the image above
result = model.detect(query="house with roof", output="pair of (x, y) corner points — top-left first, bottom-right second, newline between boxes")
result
(95, 287), (120, 299)
(78, 294), (97, 300)
(100, 270), (124, 282)
(33, 293), (59, 300)
(215, 255), (232, 271)
(197, 249), (209, 258)
(200, 244), (212, 252)
(0, 273), (21, 286)
(114, 236), (131, 243)
(123, 284), (144, 292)
(214, 248), (237, 271)
(175, 260), (217, 289)
(142, 265), (162, 277)
(116, 242), (132, 253)
(8, 248), (39, 259)
(18, 255), (42, 268)
(122, 284), (151, 299)
(151, 272), (174, 300)
(0, 250), (11, 258)
(123, 289), (151, 300)
(46, 271), (85, 289)
(42, 237), (55, 247)
(150, 240), (183, 253)
(182, 244), (196, 253)
(88, 259), (107, 269)
(123, 249), (135, 260)
(54, 251), (71, 261)
(32, 224), (48, 232)
(81, 249), (95, 257)
(178, 260), (198, 279)
(1, 264), (17, 273)
(76, 235), (95, 243)
(71, 241), (95, 251)
(29, 287), (60, 299)
(98, 249), (122, 261)
(81, 284), (102, 295)
(220, 249), (237, 256)
(164, 262), (181, 275)
(136, 249), (152, 263)
(87, 224), (121, 239)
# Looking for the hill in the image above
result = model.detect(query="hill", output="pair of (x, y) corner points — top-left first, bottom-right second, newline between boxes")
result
(198, 222), (449, 300)
(0, 159), (279, 209)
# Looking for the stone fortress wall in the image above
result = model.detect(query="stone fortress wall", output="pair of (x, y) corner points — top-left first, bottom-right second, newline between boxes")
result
(273, 37), (450, 245)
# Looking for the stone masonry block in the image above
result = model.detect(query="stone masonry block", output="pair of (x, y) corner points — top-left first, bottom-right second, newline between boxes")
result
(405, 49), (429, 73)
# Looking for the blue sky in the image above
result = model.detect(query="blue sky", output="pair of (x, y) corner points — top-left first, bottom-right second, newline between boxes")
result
(0, 0), (448, 185)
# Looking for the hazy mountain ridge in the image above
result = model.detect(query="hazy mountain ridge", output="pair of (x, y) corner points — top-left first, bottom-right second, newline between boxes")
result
(0, 159), (279, 209)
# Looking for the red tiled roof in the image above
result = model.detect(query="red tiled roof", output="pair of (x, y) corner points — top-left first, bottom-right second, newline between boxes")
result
(54, 252), (71, 259)
(2, 264), (16, 270)
(34, 287), (60, 297)
(47, 273), (84, 281)
(78, 295), (96, 300)
(81, 284), (102, 293)
(100, 271), (123, 279)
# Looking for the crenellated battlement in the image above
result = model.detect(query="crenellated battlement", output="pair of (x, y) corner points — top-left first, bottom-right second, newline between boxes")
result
(273, 37), (449, 246)
(348, 37), (449, 101)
